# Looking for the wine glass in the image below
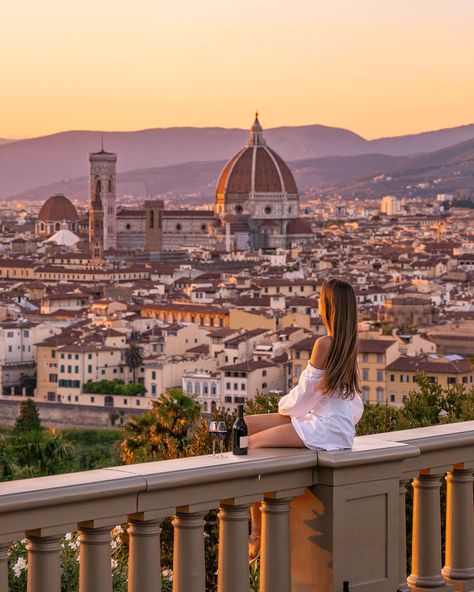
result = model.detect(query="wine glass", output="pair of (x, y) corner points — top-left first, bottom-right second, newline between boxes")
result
(216, 421), (227, 457)
(208, 421), (219, 457)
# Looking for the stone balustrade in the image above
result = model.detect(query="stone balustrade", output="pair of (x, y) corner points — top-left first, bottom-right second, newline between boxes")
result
(0, 421), (472, 592)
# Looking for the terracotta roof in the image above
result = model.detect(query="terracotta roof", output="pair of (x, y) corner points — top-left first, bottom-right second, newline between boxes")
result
(358, 339), (396, 354)
(286, 218), (312, 235)
(38, 195), (79, 222)
(386, 356), (472, 374)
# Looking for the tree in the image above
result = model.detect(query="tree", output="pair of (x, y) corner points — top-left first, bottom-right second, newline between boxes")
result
(11, 428), (74, 476)
(14, 399), (42, 433)
(120, 388), (201, 464)
(124, 344), (144, 384)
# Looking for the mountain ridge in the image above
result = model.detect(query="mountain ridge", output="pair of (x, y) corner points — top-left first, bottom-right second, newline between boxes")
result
(2, 123), (474, 199)
(11, 137), (474, 205)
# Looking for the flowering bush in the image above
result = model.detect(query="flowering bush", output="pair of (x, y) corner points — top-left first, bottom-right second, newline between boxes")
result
(7, 525), (174, 592)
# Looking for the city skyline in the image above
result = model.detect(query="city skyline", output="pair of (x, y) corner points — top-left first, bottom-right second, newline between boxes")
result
(1, 0), (473, 139)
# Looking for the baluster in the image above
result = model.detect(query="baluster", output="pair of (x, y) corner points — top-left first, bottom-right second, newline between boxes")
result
(172, 511), (206, 592)
(128, 519), (162, 592)
(442, 467), (474, 589)
(26, 534), (61, 592)
(407, 472), (454, 591)
(78, 525), (113, 592)
(398, 480), (410, 592)
(0, 543), (9, 591)
(260, 496), (292, 592)
(217, 503), (249, 592)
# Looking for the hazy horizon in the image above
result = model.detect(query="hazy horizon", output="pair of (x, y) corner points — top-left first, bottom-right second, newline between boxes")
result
(1, 0), (473, 139)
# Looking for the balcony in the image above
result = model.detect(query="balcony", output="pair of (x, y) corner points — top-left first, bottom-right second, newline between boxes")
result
(0, 421), (473, 592)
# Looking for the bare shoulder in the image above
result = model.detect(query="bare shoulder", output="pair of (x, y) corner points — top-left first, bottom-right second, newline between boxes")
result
(310, 335), (332, 369)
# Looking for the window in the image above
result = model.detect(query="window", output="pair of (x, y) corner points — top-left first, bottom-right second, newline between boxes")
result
(186, 381), (193, 393)
(377, 370), (384, 382)
(151, 385), (157, 395)
(376, 354), (383, 363)
(88, 354), (92, 360)
(152, 371), (156, 380)
(390, 394), (396, 403)
(60, 365), (65, 373)
(362, 353), (369, 363)
(176, 223), (182, 231)
(67, 354), (72, 360)
(88, 365), (92, 373)
(203, 383), (209, 395)
(362, 386), (370, 401)
(211, 384), (216, 395)
(262, 382), (267, 389)
(75, 354), (79, 360)
(233, 383), (238, 390)
(149, 210), (154, 229)
(241, 383), (245, 391)
(400, 375), (409, 383)
(376, 387), (384, 403)
(24, 330), (29, 338)
(262, 370), (267, 377)
(67, 365), (72, 373)
(224, 396), (232, 403)
(362, 368), (369, 381)
(195, 382), (201, 395)
(234, 396), (245, 404)
(447, 377), (456, 385)
(49, 374), (57, 383)
(74, 366), (79, 373)
(136, 399), (141, 406)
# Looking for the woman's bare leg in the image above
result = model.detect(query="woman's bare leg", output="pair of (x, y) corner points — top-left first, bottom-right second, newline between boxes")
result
(245, 413), (291, 435)
(248, 421), (305, 561)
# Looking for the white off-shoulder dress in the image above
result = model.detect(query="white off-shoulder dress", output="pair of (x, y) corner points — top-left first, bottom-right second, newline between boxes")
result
(278, 362), (364, 451)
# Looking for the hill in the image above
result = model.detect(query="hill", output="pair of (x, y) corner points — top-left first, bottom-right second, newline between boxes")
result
(2, 123), (474, 198)
(14, 138), (474, 205)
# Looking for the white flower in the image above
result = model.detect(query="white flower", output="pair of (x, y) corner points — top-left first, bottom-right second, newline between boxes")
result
(111, 558), (118, 570)
(13, 556), (27, 577)
(76, 553), (80, 563)
(111, 525), (123, 537)
(69, 541), (80, 551)
(111, 539), (118, 550)
(65, 532), (73, 541)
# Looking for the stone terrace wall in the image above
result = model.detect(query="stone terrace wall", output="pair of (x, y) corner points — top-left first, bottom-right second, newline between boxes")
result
(0, 399), (142, 430)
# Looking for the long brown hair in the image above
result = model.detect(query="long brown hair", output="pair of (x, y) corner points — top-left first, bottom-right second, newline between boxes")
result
(318, 278), (359, 399)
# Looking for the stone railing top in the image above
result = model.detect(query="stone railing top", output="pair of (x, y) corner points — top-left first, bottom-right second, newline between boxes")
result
(0, 421), (472, 538)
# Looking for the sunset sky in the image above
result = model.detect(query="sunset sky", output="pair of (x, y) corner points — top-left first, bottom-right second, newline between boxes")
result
(1, 0), (473, 139)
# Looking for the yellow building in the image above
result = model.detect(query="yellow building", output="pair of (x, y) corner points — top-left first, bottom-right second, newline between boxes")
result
(358, 339), (400, 403)
(386, 355), (474, 406)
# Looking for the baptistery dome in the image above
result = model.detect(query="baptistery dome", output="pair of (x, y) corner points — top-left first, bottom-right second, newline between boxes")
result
(215, 114), (299, 218)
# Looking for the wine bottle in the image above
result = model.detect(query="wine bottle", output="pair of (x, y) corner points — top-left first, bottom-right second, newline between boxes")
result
(232, 404), (248, 455)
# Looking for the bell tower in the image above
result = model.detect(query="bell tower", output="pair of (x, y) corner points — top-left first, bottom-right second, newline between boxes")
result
(89, 140), (117, 255)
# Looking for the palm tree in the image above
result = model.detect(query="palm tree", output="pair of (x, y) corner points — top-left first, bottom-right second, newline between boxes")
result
(125, 343), (144, 384)
(120, 388), (201, 463)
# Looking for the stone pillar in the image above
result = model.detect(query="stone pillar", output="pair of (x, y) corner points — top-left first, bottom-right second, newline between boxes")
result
(442, 469), (474, 590)
(407, 473), (454, 591)
(172, 511), (206, 592)
(128, 519), (162, 592)
(26, 534), (61, 592)
(261, 497), (292, 592)
(78, 525), (113, 592)
(399, 480), (410, 592)
(217, 504), (249, 592)
(0, 543), (9, 592)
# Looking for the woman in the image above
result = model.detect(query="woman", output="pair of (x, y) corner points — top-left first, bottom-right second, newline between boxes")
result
(246, 278), (364, 563)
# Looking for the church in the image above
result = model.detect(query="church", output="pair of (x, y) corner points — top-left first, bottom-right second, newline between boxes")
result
(37, 115), (313, 257)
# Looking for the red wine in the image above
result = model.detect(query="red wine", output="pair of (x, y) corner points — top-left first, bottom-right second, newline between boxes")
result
(232, 404), (248, 455)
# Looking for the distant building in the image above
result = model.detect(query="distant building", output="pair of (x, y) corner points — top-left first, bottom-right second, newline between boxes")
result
(383, 296), (433, 328)
(35, 194), (79, 238)
(380, 195), (401, 216)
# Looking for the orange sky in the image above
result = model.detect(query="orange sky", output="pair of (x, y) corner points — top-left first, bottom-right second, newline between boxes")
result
(1, 0), (473, 139)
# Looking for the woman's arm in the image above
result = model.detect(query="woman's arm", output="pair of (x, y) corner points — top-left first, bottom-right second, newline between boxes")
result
(278, 337), (330, 417)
